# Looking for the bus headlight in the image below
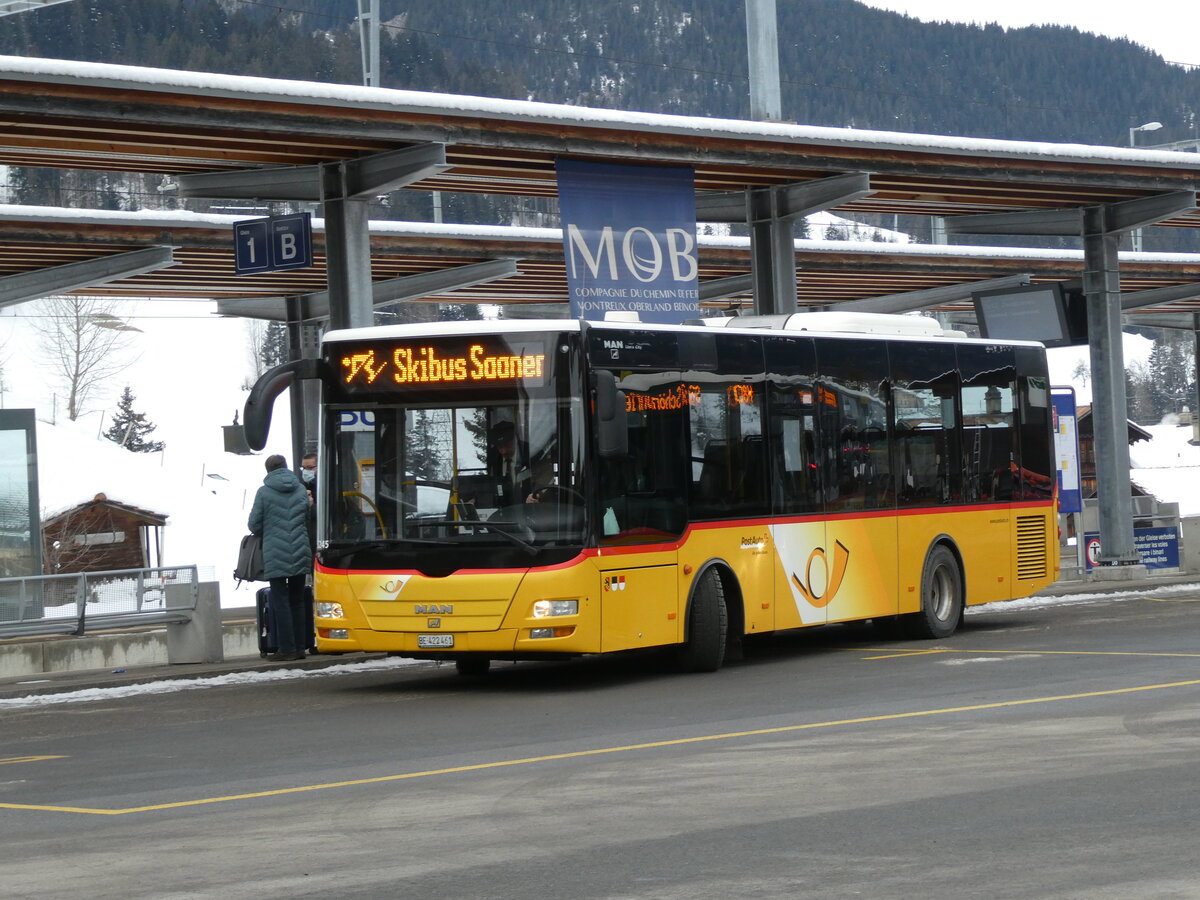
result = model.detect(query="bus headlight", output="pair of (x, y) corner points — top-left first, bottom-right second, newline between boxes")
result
(532, 599), (578, 618)
(316, 602), (344, 619)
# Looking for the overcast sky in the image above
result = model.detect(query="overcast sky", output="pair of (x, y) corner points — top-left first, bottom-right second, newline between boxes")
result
(854, 1), (1198, 69)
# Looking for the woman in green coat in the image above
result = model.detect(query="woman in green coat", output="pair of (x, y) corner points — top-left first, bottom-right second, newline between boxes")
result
(248, 454), (313, 661)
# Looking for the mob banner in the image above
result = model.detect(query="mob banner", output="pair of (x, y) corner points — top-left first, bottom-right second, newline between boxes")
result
(556, 160), (699, 324)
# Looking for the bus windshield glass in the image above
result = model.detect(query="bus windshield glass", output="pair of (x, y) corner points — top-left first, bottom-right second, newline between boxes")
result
(319, 331), (586, 568)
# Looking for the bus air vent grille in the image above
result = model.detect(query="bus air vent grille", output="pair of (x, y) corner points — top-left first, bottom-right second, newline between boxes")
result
(1016, 515), (1048, 580)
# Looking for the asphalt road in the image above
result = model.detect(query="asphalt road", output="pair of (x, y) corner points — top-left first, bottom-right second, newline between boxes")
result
(2, 588), (1199, 899)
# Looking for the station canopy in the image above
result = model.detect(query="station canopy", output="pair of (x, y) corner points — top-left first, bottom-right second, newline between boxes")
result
(4, 205), (1200, 328)
(2, 55), (1200, 324)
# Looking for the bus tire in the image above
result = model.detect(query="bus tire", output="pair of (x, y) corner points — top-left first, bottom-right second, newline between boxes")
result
(906, 543), (963, 639)
(455, 656), (491, 677)
(677, 568), (728, 672)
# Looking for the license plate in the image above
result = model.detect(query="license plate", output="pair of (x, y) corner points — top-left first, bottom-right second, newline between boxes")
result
(418, 634), (454, 649)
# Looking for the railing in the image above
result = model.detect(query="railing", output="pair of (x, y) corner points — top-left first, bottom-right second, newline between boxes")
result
(0, 566), (200, 639)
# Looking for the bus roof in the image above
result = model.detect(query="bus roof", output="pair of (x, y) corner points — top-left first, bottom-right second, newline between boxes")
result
(322, 312), (1045, 347)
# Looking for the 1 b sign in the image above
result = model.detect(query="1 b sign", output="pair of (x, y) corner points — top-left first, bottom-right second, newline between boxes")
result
(234, 213), (313, 275)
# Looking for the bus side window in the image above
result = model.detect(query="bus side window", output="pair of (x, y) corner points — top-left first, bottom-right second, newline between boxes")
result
(890, 340), (960, 508)
(816, 339), (892, 512)
(958, 345), (1017, 503)
(767, 383), (819, 515)
(598, 377), (688, 542)
(687, 388), (766, 520)
(1015, 348), (1054, 499)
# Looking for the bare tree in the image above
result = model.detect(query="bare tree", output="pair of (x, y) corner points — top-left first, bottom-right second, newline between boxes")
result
(32, 296), (138, 421)
(243, 319), (288, 389)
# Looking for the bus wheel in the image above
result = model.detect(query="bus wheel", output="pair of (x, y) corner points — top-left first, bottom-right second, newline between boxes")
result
(906, 544), (963, 639)
(677, 568), (728, 672)
(455, 656), (491, 677)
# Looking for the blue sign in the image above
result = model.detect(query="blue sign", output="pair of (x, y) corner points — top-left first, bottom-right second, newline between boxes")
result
(556, 160), (699, 324)
(1051, 388), (1082, 515)
(1083, 527), (1181, 570)
(234, 213), (313, 275)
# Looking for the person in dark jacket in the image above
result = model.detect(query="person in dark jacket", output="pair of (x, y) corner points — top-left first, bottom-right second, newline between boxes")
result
(248, 454), (312, 662)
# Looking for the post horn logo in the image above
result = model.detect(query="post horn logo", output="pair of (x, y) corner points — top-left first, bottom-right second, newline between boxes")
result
(791, 540), (850, 608)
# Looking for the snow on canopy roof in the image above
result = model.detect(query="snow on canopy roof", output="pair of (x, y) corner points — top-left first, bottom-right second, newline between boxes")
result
(4, 55), (1200, 173)
(3, 203), (1198, 267)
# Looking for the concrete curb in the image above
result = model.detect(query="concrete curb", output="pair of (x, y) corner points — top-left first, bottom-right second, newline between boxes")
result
(0, 623), (259, 681)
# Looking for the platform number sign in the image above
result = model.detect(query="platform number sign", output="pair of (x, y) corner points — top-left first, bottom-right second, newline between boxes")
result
(233, 213), (313, 275)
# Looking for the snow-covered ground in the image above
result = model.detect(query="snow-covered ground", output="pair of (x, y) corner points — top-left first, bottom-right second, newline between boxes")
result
(2, 298), (293, 608)
(0, 656), (422, 709)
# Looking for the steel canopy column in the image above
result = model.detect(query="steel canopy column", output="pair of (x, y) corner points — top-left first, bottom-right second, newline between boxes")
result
(942, 189), (1194, 569)
(1082, 206), (1137, 564)
(321, 167), (373, 330)
(749, 189), (796, 317)
(696, 175), (871, 317)
(285, 296), (306, 471)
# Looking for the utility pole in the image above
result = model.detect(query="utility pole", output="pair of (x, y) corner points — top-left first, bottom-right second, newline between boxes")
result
(357, 0), (380, 87)
(745, 0), (782, 121)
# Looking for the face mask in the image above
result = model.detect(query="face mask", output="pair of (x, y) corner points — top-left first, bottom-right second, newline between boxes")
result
(301, 469), (315, 484)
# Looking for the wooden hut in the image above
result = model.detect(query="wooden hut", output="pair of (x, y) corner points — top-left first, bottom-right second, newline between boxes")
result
(1074, 407), (1152, 499)
(41, 493), (167, 575)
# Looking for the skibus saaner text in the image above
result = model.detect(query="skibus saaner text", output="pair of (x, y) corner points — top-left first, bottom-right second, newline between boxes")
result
(298, 312), (1058, 675)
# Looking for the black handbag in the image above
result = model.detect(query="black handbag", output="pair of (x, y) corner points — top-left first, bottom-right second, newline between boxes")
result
(234, 532), (265, 583)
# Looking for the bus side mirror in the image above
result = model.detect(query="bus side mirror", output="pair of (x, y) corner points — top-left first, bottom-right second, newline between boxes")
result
(243, 358), (322, 451)
(595, 370), (628, 459)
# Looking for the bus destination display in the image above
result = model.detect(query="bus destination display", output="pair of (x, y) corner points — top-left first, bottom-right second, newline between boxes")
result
(334, 339), (548, 393)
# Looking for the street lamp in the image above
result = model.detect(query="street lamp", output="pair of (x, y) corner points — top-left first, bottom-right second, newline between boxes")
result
(1129, 121), (1163, 146)
(1129, 122), (1163, 251)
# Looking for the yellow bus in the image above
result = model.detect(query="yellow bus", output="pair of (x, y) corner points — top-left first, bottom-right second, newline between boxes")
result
(308, 312), (1058, 674)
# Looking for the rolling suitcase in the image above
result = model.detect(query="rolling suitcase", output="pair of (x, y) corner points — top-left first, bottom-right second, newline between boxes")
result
(255, 586), (276, 657)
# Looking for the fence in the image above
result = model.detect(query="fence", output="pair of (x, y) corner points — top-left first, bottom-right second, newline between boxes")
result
(0, 566), (200, 639)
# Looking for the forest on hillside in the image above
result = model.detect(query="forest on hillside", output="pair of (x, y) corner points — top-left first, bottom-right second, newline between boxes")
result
(2, 0), (1197, 146)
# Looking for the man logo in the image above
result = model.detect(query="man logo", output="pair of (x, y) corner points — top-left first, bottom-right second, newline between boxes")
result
(791, 540), (850, 608)
(427, 618), (441, 629)
(415, 604), (453, 615)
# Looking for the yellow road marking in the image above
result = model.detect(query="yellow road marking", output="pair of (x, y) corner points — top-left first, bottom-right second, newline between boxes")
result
(1148, 596), (1200, 602)
(854, 647), (1200, 659)
(862, 649), (949, 660)
(4, 678), (1199, 817)
(0, 756), (67, 766)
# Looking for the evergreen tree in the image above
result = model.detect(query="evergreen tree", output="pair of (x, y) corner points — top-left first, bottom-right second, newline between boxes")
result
(104, 385), (165, 452)
(261, 322), (288, 370)
(405, 409), (446, 480)
(1144, 331), (1195, 421)
(1125, 361), (1155, 425)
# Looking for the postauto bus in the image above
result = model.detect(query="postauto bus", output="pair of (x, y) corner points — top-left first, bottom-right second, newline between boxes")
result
(303, 312), (1057, 675)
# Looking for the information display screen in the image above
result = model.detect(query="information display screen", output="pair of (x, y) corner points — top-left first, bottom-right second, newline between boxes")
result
(327, 335), (551, 396)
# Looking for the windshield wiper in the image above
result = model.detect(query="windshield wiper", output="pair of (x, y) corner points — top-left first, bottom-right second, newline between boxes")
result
(414, 518), (538, 556)
(341, 538), (455, 550)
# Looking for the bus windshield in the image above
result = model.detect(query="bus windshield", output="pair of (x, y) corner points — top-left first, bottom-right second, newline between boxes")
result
(321, 394), (587, 565)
